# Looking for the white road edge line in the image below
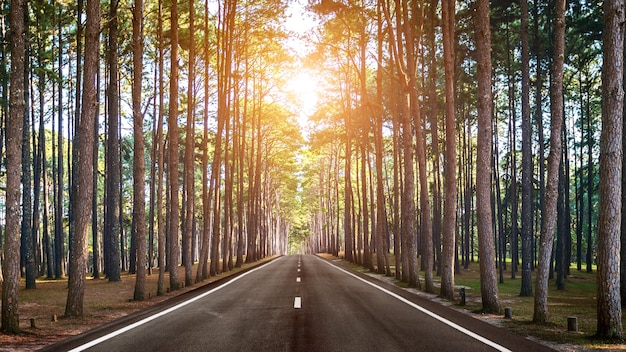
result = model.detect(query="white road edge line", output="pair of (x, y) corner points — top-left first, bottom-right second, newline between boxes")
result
(294, 296), (302, 309)
(68, 257), (284, 352)
(317, 256), (512, 352)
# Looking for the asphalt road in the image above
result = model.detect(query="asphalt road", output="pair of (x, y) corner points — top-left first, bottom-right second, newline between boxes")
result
(41, 255), (556, 352)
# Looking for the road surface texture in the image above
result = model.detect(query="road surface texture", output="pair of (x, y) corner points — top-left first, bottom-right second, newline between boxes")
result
(41, 255), (555, 352)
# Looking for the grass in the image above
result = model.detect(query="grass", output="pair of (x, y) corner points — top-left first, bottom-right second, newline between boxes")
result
(342, 252), (625, 351)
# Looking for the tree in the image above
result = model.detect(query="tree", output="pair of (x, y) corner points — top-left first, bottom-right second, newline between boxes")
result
(156, 0), (167, 296)
(519, 0), (533, 297)
(133, 0), (147, 301)
(475, 0), (500, 313)
(381, 0), (420, 288)
(183, 0), (196, 288)
(105, 0), (122, 282)
(440, 0), (457, 301)
(196, 0), (212, 281)
(2, 0), (25, 332)
(534, 0), (565, 324)
(54, 4), (66, 280)
(374, 0), (390, 276)
(596, 0), (624, 339)
(65, 0), (100, 316)
(404, 0), (432, 291)
(21, 13), (35, 288)
(168, 0), (181, 291)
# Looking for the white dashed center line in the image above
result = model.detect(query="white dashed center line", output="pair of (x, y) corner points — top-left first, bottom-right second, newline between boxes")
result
(294, 297), (302, 309)
(296, 277), (301, 283)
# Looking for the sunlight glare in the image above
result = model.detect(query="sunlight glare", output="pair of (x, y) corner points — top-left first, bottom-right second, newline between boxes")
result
(286, 71), (321, 129)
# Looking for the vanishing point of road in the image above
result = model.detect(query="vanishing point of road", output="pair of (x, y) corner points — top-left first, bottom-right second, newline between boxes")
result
(40, 255), (555, 352)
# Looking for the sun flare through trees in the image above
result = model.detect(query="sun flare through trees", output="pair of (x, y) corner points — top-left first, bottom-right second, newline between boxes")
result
(0, 0), (624, 341)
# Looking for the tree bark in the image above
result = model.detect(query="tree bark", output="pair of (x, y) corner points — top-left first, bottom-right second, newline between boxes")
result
(197, 0), (212, 282)
(105, 0), (121, 282)
(183, 0), (195, 287)
(168, 0), (181, 291)
(65, 0), (99, 316)
(91, 65), (100, 279)
(596, 0), (624, 338)
(475, 0), (500, 313)
(155, 0), (166, 296)
(622, 3), (626, 307)
(440, 0), (457, 301)
(519, 0), (533, 297)
(2, 0), (25, 332)
(132, 0), (147, 301)
(533, 0), (565, 323)
(22, 17), (35, 289)
(374, 0), (390, 276)
(55, 6), (66, 279)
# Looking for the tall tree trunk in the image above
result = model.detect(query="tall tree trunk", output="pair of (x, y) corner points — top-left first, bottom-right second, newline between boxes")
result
(494, 129), (506, 284)
(43, 146), (53, 279)
(132, 0), (147, 301)
(148, 90), (156, 277)
(533, 0), (565, 323)
(382, 0), (418, 287)
(65, 0), (99, 316)
(556, 151), (567, 290)
(586, 87), (594, 273)
(519, 0), (533, 297)
(505, 16), (519, 280)
(427, 0), (442, 278)
(381, 0), (402, 280)
(91, 63), (100, 279)
(534, 0), (545, 272)
(374, 0), (390, 275)
(475, 0), (500, 313)
(2, 0), (25, 331)
(197, 0), (212, 281)
(156, 0), (166, 296)
(21, 7), (34, 289)
(344, 103), (354, 263)
(622, 8), (626, 307)
(578, 113), (584, 272)
(68, 0), (84, 268)
(578, 70), (585, 273)
(223, 102), (232, 272)
(105, 0), (121, 282)
(440, 0), (457, 300)
(235, 52), (247, 269)
(183, 0), (195, 287)
(55, 6), (66, 279)
(34, 28), (45, 279)
(596, 0), (624, 338)
(168, 0), (181, 291)
(359, 16), (372, 270)
(405, 0), (429, 291)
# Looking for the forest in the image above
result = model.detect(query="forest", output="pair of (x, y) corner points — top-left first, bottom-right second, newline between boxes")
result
(0, 0), (625, 342)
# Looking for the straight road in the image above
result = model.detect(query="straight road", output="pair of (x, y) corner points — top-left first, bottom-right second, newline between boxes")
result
(42, 255), (555, 352)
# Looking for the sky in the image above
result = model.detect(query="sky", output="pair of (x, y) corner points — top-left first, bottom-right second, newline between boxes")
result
(282, 0), (322, 133)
